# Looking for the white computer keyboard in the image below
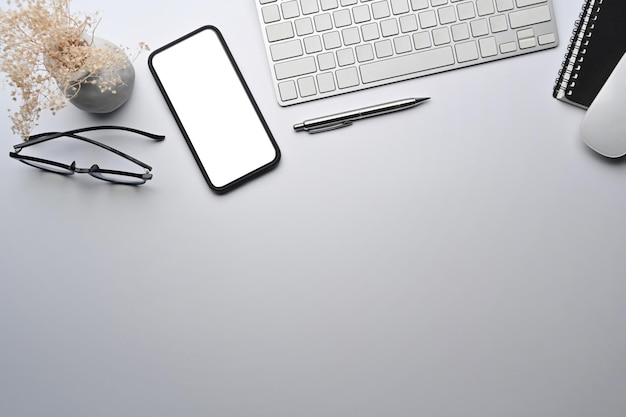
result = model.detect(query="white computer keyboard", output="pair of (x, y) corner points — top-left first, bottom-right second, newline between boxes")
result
(255, 0), (559, 105)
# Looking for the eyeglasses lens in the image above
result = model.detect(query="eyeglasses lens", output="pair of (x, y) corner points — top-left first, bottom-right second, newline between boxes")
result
(90, 171), (147, 185)
(20, 159), (74, 174)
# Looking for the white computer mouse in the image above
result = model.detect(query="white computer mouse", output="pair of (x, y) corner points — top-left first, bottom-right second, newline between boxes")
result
(581, 53), (626, 158)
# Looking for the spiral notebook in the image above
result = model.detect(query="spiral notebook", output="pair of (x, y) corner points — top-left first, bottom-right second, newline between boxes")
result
(553, 0), (626, 109)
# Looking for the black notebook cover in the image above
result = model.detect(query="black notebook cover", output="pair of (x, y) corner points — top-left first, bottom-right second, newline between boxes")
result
(553, 0), (626, 109)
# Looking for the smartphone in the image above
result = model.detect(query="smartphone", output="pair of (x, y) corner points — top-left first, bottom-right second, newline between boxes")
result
(148, 26), (280, 193)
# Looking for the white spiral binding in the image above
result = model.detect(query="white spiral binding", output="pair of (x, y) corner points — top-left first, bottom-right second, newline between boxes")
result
(554, 0), (602, 100)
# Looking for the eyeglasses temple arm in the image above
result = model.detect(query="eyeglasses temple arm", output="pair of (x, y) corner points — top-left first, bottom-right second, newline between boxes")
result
(15, 132), (154, 170)
(28, 125), (165, 142)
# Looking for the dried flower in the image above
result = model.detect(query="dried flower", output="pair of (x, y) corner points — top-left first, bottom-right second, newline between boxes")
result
(0, 0), (149, 139)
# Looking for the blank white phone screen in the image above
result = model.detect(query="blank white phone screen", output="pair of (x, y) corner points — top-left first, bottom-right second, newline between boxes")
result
(150, 28), (277, 189)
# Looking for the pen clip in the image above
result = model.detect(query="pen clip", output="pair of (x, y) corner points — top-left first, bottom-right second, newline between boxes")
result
(307, 121), (353, 134)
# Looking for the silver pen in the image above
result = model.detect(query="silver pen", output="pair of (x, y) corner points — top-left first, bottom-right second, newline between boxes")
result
(293, 97), (430, 133)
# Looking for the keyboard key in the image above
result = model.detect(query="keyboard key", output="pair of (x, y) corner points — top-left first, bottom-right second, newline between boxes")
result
(412, 32), (432, 49)
(455, 40), (479, 62)
(476, 0), (495, 16)
(333, 9), (352, 27)
(314, 13), (333, 31)
(516, 0), (546, 7)
(411, 0), (429, 10)
(381, 19), (400, 37)
(372, 1), (391, 19)
(496, 0), (513, 11)
(517, 28), (534, 40)
(353, 5), (372, 23)
(490, 14), (508, 32)
(478, 37), (497, 57)
(538, 32), (556, 45)
(418, 10), (437, 28)
(457, 2), (476, 20)
(300, 0), (320, 14)
(360, 46), (454, 83)
(432, 27), (451, 45)
(266, 22), (295, 42)
(274, 56), (317, 80)
(321, 0), (339, 10)
(342, 27), (361, 45)
(295, 18), (314, 35)
(500, 41), (517, 53)
(361, 22), (380, 41)
(337, 48), (356, 66)
(270, 39), (304, 61)
(438, 6), (457, 25)
(391, 0), (410, 15)
(304, 35), (323, 53)
(509, 5), (551, 29)
(318, 52), (337, 70)
(281, 1), (301, 19)
(470, 19), (489, 37)
(262, 5), (281, 23)
(375, 39), (394, 58)
(323, 31), (342, 49)
(336, 67), (360, 88)
(317, 72), (336, 92)
(451, 23), (470, 41)
(519, 37), (536, 49)
(298, 76), (317, 96)
(356, 44), (375, 61)
(399, 14), (419, 32)
(278, 80), (298, 100)
(394, 35), (413, 53)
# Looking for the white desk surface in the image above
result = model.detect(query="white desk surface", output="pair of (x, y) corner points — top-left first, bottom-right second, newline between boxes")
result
(2, 1), (625, 416)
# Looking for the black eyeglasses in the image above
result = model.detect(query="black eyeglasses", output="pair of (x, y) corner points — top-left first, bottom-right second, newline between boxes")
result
(9, 126), (165, 185)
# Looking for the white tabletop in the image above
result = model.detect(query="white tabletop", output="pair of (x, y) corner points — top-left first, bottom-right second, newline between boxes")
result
(2, 1), (625, 416)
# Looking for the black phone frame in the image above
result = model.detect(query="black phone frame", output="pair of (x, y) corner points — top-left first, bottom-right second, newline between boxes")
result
(148, 25), (281, 193)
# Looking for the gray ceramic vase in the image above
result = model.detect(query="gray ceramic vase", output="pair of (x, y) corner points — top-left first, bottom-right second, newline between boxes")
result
(56, 36), (135, 113)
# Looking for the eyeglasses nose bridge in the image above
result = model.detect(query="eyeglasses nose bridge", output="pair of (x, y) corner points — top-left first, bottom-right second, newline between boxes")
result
(77, 163), (100, 175)
(72, 161), (93, 174)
